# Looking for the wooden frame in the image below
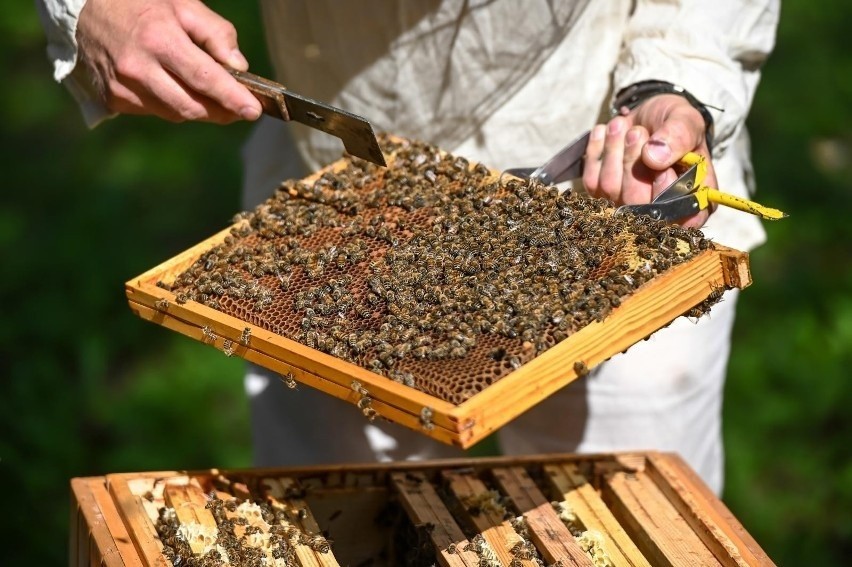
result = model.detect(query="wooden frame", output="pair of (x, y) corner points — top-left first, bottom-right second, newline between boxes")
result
(125, 149), (751, 448)
(127, 238), (749, 448)
(72, 452), (774, 566)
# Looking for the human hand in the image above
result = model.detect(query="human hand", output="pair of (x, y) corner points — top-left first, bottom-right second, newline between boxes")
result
(76, 0), (262, 124)
(582, 94), (717, 228)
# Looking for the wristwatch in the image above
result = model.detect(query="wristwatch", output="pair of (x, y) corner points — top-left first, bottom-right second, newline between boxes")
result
(611, 80), (717, 156)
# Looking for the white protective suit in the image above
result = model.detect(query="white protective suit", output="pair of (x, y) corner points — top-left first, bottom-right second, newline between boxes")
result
(38, 0), (779, 494)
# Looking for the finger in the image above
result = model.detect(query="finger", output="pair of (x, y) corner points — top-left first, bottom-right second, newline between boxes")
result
(125, 65), (237, 123)
(642, 106), (705, 170)
(176, 0), (249, 71)
(103, 56), (196, 121)
(597, 116), (629, 201)
(620, 126), (653, 205)
(681, 208), (710, 229)
(582, 124), (606, 193)
(157, 33), (261, 121)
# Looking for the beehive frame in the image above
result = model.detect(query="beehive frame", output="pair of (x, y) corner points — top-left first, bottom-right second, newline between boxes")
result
(126, 150), (751, 448)
(72, 452), (774, 566)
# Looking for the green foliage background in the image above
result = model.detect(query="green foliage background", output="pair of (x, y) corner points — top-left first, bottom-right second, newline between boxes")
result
(1, 1), (849, 564)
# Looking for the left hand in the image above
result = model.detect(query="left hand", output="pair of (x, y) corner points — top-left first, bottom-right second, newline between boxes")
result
(582, 94), (717, 228)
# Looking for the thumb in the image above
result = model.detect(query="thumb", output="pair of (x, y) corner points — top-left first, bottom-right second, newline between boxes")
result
(176, 0), (249, 71)
(641, 105), (706, 171)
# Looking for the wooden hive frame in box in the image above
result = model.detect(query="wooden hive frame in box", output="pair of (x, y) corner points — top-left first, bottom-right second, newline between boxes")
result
(71, 452), (775, 566)
(126, 140), (751, 448)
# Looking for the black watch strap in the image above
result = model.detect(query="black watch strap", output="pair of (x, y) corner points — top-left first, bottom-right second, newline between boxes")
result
(611, 80), (717, 156)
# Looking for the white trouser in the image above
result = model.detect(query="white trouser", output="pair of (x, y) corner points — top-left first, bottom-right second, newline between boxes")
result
(241, 118), (736, 495)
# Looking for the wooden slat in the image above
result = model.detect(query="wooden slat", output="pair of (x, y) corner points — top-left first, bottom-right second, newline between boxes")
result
(442, 469), (539, 567)
(391, 472), (481, 567)
(544, 464), (650, 567)
(645, 453), (772, 567)
(86, 478), (145, 567)
(491, 467), (593, 567)
(263, 477), (341, 567)
(107, 474), (171, 567)
(601, 469), (722, 567)
(128, 301), (464, 446)
(76, 494), (89, 567)
(70, 484), (81, 567)
(666, 454), (774, 566)
(127, 280), (459, 431)
(163, 482), (219, 555)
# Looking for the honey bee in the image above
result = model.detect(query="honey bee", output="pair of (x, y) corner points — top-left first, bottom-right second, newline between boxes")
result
(419, 406), (435, 431)
(240, 327), (252, 346)
(154, 298), (170, 311)
(201, 326), (217, 343)
(307, 535), (331, 553)
(280, 372), (298, 389)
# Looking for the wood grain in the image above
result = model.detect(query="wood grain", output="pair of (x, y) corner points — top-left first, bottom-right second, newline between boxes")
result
(491, 467), (593, 567)
(544, 463), (650, 567)
(391, 471), (482, 567)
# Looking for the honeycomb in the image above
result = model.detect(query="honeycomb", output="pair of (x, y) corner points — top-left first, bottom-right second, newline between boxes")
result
(164, 135), (712, 405)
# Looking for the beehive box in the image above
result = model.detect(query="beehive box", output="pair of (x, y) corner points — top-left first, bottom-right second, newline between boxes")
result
(126, 136), (751, 448)
(70, 452), (774, 566)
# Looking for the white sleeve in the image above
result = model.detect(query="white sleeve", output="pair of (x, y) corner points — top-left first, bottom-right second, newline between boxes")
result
(35, 0), (114, 127)
(613, 0), (780, 157)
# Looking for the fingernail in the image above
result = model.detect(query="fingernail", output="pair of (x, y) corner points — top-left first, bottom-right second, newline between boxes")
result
(240, 105), (261, 121)
(625, 129), (641, 146)
(591, 124), (605, 141)
(607, 119), (623, 135)
(228, 49), (249, 71)
(646, 140), (671, 163)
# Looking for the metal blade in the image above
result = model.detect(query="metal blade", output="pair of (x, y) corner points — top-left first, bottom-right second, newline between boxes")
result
(528, 130), (590, 185)
(653, 164), (698, 203)
(616, 195), (702, 222)
(230, 69), (386, 167)
(282, 91), (387, 167)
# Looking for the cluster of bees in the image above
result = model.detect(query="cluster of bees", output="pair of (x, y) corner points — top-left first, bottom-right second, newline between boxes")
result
(156, 492), (330, 567)
(164, 136), (711, 403)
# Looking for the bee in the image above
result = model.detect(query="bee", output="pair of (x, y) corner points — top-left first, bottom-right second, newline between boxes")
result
(240, 327), (251, 346)
(222, 339), (236, 357)
(175, 293), (189, 305)
(154, 298), (170, 311)
(307, 535), (331, 553)
(201, 326), (218, 343)
(280, 372), (298, 389)
(573, 360), (589, 378)
(305, 330), (319, 349)
(351, 380), (370, 397)
(507, 355), (522, 369)
(419, 406), (435, 430)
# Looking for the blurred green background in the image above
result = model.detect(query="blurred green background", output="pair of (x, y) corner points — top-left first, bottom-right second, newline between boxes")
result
(1, 1), (850, 564)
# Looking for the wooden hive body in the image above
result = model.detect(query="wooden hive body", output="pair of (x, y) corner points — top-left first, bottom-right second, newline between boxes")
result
(71, 453), (774, 566)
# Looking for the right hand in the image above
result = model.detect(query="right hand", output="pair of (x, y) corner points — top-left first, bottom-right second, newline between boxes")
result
(76, 0), (262, 124)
